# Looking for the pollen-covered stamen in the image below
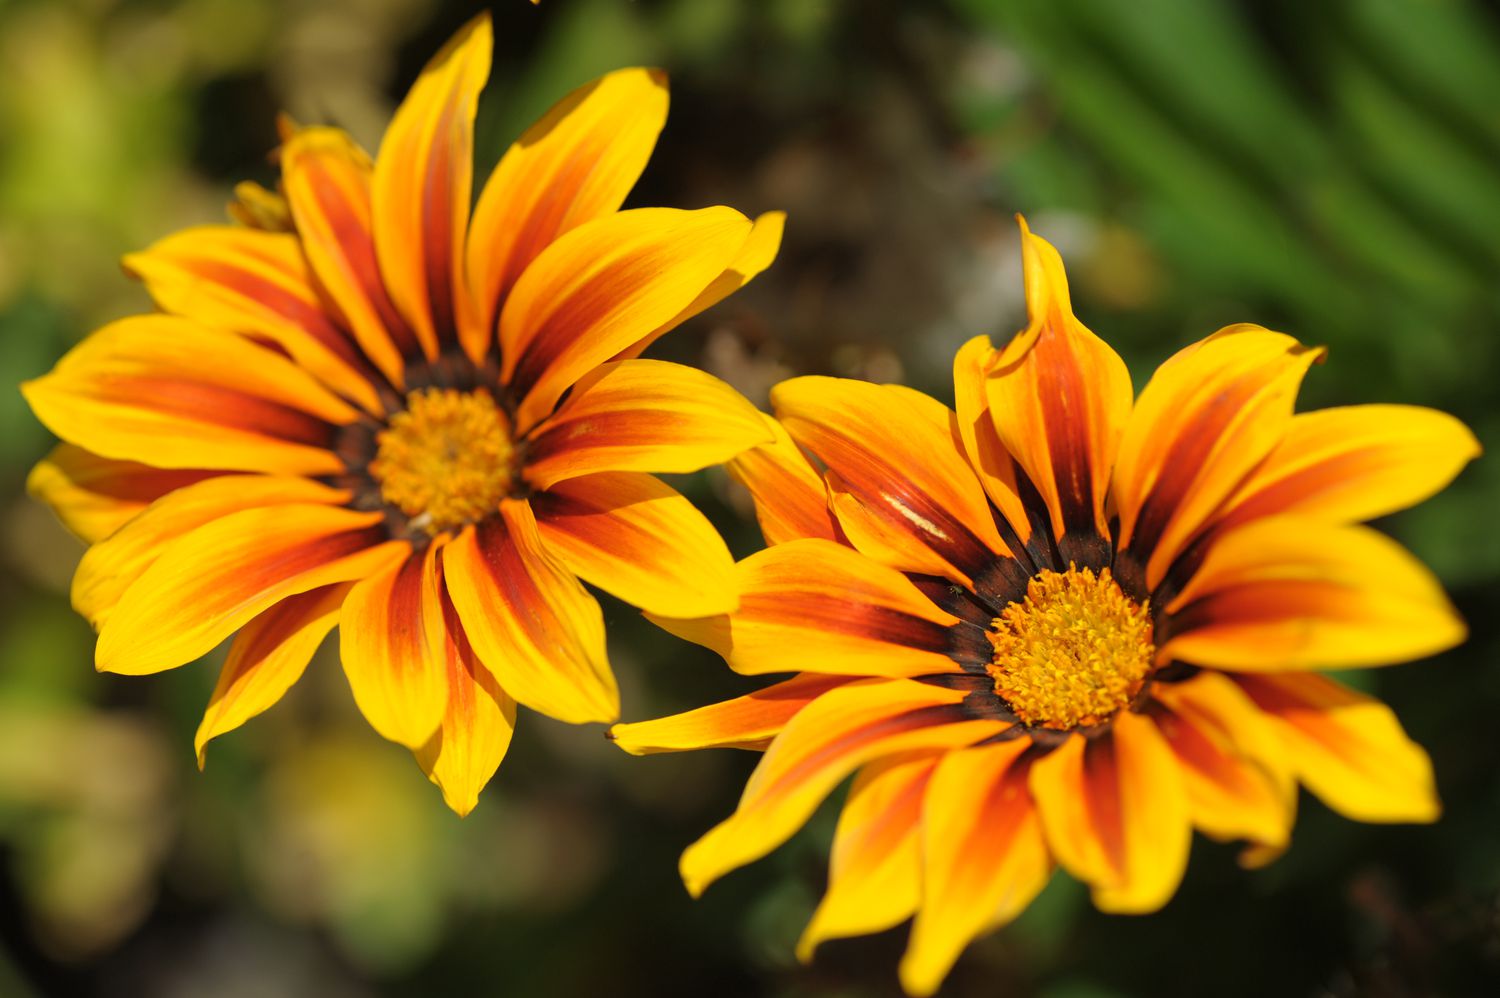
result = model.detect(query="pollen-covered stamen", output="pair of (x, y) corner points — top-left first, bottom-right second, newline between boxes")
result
(370, 387), (514, 534)
(987, 567), (1154, 731)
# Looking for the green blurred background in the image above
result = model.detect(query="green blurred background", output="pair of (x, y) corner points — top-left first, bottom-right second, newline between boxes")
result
(2, 0), (1498, 994)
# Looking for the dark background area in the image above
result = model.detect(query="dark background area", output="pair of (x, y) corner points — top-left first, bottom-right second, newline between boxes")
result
(1, 1), (1497, 995)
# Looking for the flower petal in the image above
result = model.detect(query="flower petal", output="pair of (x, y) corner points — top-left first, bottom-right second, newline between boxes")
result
(1234, 672), (1439, 823)
(1148, 672), (1292, 850)
(194, 583), (350, 767)
(984, 219), (1133, 569)
(726, 412), (841, 546)
(679, 677), (1003, 897)
(646, 538), (978, 679)
(280, 126), (424, 383)
(443, 500), (617, 725)
(227, 180), (291, 231)
(371, 13), (491, 360)
(464, 66), (670, 361)
(1215, 404), (1481, 530)
(772, 376), (1014, 592)
(531, 471), (738, 618)
(414, 587), (518, 816)
(123, 225), (384, 414)
(22, 316), (355, 475)
(339, 541), (451, 749)
(73, 474), (348, 629)
(612, 210), (786, 362)
(1112, 325), (1323, 591)
(901, 739), (1049, 998)
(797, 755), (934, 963)
(1029, 712), (1191, 914)
(609, 674), (848, 755)
(26, 444), (215, 543)
(97, 505), (403, 675)
(1161, 516), (1466, 671)
(953, 334), (1034, 546)
(499, 206), (753, 433)
(522, 359), (771, 490)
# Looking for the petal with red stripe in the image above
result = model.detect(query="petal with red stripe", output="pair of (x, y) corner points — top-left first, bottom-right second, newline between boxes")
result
(726, 413), (841, 546)
(27, 444), (215, 543)
(609, 674), (848, 756)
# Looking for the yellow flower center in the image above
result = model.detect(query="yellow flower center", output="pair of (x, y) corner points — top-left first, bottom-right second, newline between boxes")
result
(986, 567), (1154, 731)
(369, 388), (514, 534)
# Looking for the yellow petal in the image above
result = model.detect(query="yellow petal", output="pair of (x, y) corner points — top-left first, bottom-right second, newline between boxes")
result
(521, 359), (772, 490)
(465, 66), (670, 360)
(680, 678), (1001, 897)
(1216, 404), (1481, 529)
(901, 739), (1049, 997)
(22, 316), (355, 475)
(952, 334), (1033, 545)
(97, 505), (403, 675)
(195, 583), (350, 767)
(609, 674), (848, 755)
(1029, 712), (1191, 914)
(499, 206), (753, 433)
(73, 474), (348, 630)
(443, 501), (617, 725)
(797, 755), (934, 962)
(1162, 516), (1466, 671)
(532, 471), (739, 618)
(26, 444), (215, 543)
(1234, 673), (1439, 823)
(984, 218), (1132, 568)
(726, 412), (841, 546)
(646, 538), (974, 679)
(371, 13), (491, 360)
(339, 542), (451, 749)
(414, 589), (518, 816)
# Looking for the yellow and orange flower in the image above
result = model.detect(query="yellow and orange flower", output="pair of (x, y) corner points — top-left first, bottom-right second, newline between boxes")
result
(611, 219), (1477, 994)
(22, 14), (783, 815)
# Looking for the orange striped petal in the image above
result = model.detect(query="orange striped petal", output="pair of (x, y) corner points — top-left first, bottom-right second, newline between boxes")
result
(97, 505), (403, 675)
(1162, 516), (1465, 671)
(22, 316), (355, 475)
(679, 677), (1003, 897)
(612, 210), (786, 362)
(339, 541), (450, 749)
(73, 474), (348, 629)
(280, 127), (424, 384)
(772, 377), (1013, 591)
(522, 359), (771, 490)
(123, 226), (384, 414)
(984, 219), (1132, 568)
(1234, 672), (1438, 823)
(647, 538), (975, 679)
(443, 500), (617, 725)
(1029, 712), (1191, 913)
(1113, 325), (1324, 590)
(414, 588), (518, 816)
(726, 412), (841, 546)
(1216, 404), (1481, 530)
(1149, 672), (1292, 850)
(194, 583), (350, 767)
(901, 739), (1048, 997)
(26, 444), (215, 543)
(499, 206), (754, 433)
(371, 13), (491, 360)
(797, 755), (934, 963)
(531, 471), (738, 618)
(952, 334), (1033, 545)
(609, 674), (848, 755)
(465, 67), (670, 361)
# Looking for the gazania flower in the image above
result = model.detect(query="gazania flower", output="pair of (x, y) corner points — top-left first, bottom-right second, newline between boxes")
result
(22, 13), (782, 815)
(611, 218), (1477, 994)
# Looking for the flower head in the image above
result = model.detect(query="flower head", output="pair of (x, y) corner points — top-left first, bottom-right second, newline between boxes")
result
(22, 13), (783, 816)
(610, 218), (1477, 994)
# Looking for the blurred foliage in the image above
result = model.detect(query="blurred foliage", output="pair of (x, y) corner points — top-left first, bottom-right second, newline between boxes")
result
(1, 0), (1497, 995)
